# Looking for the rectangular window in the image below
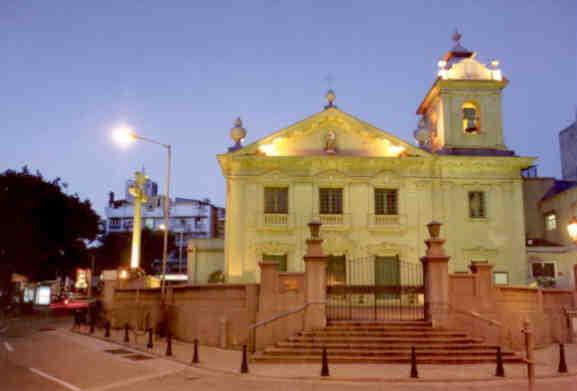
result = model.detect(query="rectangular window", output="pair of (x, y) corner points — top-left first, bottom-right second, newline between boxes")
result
(531, 262), (555, 278)
(263, 254), (287, 272)
(545, 213), (557, 231)
(319, 188), (343, 214)
(110, 218), (120, 226)
(264, 187), (288, 214)
(493, 272), (509, 285)
(468, 191), (486, 218)
(327, 256), (346, 285)
(375, 189), (398, 215)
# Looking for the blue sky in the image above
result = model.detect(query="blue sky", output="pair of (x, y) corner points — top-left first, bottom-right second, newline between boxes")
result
(1, 1), (576, 216)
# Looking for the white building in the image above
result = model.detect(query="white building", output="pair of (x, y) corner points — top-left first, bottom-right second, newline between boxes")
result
(105, 177), (225, 273)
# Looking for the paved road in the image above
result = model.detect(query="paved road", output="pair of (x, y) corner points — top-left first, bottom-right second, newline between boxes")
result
(1, 314), (576, 391)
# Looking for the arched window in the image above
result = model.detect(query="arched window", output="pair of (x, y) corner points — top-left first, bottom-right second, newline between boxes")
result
(462, 102), (480, 134)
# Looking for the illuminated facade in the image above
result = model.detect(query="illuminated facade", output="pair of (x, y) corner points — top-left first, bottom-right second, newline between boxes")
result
(218, 33), (533, 284)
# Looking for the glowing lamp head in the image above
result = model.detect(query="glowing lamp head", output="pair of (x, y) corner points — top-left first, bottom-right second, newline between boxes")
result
(259, 143), (275, 156)
(567, 217), (577, 242)
(158, 223), (167, 231)
(112, 126), (137, 147)
(119, 269), (128, 280)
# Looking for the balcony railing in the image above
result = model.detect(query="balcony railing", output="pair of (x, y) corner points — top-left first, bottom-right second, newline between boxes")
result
(319, 214), (344, 225)
(367, 213), (404, 231)
(259, 213), (293, 229)
(372, 214), (400, 225)
(264, 213), (289, 226)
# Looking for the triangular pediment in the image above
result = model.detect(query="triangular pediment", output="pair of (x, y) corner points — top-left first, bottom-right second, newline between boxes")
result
(228, 107), (430, 158)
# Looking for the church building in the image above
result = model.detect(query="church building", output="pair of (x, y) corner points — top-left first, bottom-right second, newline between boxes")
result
(217, 33), (533, 285)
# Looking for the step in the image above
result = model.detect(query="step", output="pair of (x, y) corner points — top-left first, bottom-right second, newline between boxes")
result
(252, 354), (524, 364)
(328, 321), (432, 327)
(276, 342), (500, 350)
(264, 348), (517, 357)
(299, 331), (468, 337)
(288, 336), (483, 344)
(324, 326), (439, 332)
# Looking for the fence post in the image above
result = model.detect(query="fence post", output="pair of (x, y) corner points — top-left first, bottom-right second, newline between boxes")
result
(240, 345), (249, 374)
(410, 346), (419, 378)
(165, 333), (173, 357)
(321, 346), (329, 377)
(495, 346), (505, 377)
(558, 343), (568, 373)
(124, 323), (129, 343)
(522, 320), (535, 391)
(192, 338), (199, 364)
(147, 328), (153, 349)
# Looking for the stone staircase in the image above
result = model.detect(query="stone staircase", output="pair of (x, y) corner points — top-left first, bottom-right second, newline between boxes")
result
(252, 320), (524, 364)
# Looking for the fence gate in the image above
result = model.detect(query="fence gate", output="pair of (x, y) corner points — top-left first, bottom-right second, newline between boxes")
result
(326, 255), (424, 321)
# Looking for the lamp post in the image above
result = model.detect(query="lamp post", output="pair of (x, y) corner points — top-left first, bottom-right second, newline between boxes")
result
(112, 126), (172, 300)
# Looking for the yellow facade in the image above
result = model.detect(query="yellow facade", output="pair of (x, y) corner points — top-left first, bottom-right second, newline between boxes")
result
(218, 35), (534, 285)
(218, 108), (532, 284)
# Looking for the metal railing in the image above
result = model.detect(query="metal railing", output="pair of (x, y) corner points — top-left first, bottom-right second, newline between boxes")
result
(247, 303), (310, 353)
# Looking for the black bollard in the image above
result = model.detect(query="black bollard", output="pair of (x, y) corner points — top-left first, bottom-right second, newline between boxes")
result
(410, 346), (419, 379)
(124, 323), (129, 343)
(558, 343), (568, 373)
(147, 328), (153, 349)
(321, 346), (330, 377)
(192, 338), (199, 364)
(104, 321), (110, 338)
(166, 333), (173, 357)
(240, 345), (249, 374)
(495, 346), (505, 377)
(89, 316), (95, 334)
(73, 311), (79, 329)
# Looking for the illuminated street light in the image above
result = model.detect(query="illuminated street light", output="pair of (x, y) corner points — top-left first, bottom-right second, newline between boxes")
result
(111, 125), (137, 147)
(111, 125), (172, 301)
(567, 216), (577, 243)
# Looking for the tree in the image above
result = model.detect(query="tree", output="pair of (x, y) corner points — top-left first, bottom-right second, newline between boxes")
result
(0, 167), (99, 290)
(93, 229), (175, 274)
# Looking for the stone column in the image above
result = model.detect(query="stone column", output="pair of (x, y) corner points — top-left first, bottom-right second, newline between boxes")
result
(469, 261), (495, 310)
(258, 261), (279, 314)
(254, 260), (278, 351)
(303, 221), (327, 330)
(420, 221), (450, 327)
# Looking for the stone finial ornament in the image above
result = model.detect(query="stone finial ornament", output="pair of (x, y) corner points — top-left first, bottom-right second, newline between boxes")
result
(452, 29), (462, 45)
(228, 117), (247, 152)
(324, 89), (336, 109)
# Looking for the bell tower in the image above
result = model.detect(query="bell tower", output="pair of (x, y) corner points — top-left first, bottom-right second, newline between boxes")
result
(416, 31), (513, 155)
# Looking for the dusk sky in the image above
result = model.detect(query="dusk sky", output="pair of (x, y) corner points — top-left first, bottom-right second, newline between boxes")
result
(2, 1), (576, 217)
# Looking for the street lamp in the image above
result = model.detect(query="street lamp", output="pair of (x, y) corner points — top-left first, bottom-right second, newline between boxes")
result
(567, 216), (577, 243)
(112, 125), (172, 300)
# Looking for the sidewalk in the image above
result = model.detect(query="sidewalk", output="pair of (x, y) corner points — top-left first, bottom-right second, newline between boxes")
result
(71, 325), (577, 383)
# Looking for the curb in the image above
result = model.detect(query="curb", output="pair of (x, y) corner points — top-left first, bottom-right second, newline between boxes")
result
(68, 328), (577, 385)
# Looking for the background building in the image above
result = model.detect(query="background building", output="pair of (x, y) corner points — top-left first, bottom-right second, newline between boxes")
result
(105, 176), (225, 275)
(559, 115), (577, 181)
(523, 116), (577, 288)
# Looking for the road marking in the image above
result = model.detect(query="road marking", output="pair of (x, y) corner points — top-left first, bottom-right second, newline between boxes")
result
(86, 369), (182, 391)
(3, 341), (13, 352)
(29, 368), (81, 391)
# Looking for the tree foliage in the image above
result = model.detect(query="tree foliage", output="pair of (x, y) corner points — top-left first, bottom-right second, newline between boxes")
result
(0, 167), (99, 283)
(93, 229), (175, 274)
